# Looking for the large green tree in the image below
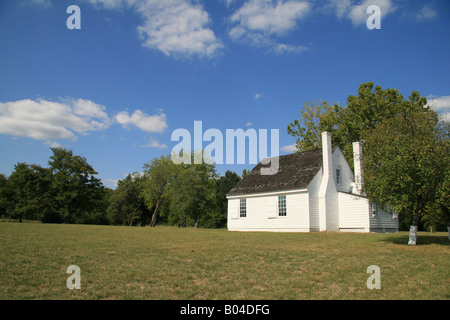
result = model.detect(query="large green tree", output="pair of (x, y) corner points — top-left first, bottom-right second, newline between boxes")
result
(287, 100), (343, 152)
(142, 155), (177, 227)
(422, 120), (450, 232)
(337, 82), (407, 160)
(362, 105), (449, 244)
(48, 147), (107, 224)
(108, 173), (148, 226)
(168, 156), (218, 228)
(287, 82), (427, 164)
(0, 174), (9, 217)
(6, 163), (52, 222)
(213, 170), (241, 228)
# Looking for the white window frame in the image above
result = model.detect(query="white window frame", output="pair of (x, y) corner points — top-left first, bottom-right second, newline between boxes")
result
(239, 198), (247, 218)
(336, 167), (342, 186)
(278, 195), (287, 217)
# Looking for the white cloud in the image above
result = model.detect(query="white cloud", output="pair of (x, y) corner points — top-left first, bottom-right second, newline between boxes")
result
(71, 98), (111, 131)
(103, 178), (120, 189)
(281, 144), (297, 153)
(416, 5), (438, 21)
(0, 98), (111, 141)
(0, 98), (170, 144)
(230, 0), (310, 36)
(346, 0), (396, 26)
(84, 0), (223, 59)
(141, 138), (168, 149)
(82, 0), (141, 10)
(115, 109), (168, 133)
(45, 141), (63, 148)
(222, 0), (236, 8)
(271, 43), (307, 54)
(24, 0), (53, 8)
(327, 0), (351, 19)
(103, 171), (144, 189)
(229, 0), (310, 52)
(137, 0), (223, 59)
(245, 122), (254, 127)
(327, 0), (396, 26)
(254, 93), (262, 99)
(427, 95), (450, 122)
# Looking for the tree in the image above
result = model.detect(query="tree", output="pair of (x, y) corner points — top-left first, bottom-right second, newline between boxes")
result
(168, 154), (217, 228)
(337, 82), (407, 161)
(213, 170), (241, 228)
(287, 100), (342, 152)
(108, 173), (148, 226)
(142, 155), (177, 227)
(0, 174), (9, 217)
(287, 82), (423, 165)
(362, 104), (449, 244)
(6, 163), (53, 222)
(421, 119), (450, 232)
(48, 148), (106, 224)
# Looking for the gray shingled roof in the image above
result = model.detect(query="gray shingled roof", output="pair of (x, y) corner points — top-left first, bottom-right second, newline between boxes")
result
(226, 148), (324, 197)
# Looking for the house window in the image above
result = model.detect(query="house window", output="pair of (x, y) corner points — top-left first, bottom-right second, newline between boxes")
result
(278, 195), (286, 216)
(336, 167), (342, 185)
(240, 199), (246, 218)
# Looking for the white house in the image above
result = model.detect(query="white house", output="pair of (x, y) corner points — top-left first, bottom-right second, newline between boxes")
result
(226, 132), (398, 233)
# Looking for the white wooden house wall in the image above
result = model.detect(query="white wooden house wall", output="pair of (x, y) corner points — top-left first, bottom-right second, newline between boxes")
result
(332, 148), (354, 193)
(338, 192), (370, 232)
(369, 205), (399, 233)
(227, 190), (310, 232)
(306, 169), (322, 232)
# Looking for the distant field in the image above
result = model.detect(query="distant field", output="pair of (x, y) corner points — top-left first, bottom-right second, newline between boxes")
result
(0, 222), (448, 300)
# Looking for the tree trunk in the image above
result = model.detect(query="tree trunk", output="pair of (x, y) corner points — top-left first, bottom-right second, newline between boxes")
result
(408, 202), (422, 246)
(150, 200), (160, 227)
(408, 225), (418, 246)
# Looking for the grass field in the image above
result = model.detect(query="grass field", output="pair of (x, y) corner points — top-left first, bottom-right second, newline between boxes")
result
(0, 222), (448, 300)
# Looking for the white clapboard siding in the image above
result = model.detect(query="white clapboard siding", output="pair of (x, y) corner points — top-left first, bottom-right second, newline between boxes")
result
(228, 199), (239, 220)
(267, 203), (278, 219)
(332, 148), (354, 193)
(338, 192), (370, 232)
(227, 191), (310, 232)
(307, 170), (322, 231)
(369, 205), (399, 232)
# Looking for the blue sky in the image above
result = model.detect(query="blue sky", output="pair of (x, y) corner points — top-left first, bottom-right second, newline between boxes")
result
(1, 0), (449, 188)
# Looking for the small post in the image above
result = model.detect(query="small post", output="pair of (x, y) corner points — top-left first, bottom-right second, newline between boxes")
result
(408, 225), (418, 246)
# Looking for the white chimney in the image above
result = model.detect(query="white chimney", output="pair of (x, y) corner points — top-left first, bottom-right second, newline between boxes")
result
(322, 131), (333, 179)
(352, 141), (364, 195)
(318, 131), (337, 231)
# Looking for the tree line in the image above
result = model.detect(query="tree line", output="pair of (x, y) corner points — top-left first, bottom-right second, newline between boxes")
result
(0, 149), (241, 228)
(288, 82), (449, 236)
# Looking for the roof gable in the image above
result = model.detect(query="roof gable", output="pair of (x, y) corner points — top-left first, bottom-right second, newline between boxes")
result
(226, 148), (324, 197)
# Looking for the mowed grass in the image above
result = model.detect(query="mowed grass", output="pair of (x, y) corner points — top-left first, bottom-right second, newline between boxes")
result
(0, 222), (448, 300)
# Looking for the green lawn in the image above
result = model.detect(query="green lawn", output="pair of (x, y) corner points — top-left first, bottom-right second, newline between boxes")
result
(0, 222), (448, 300)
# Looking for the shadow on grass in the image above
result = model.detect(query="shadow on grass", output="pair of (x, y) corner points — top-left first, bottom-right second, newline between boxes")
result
(381, 233), (450, 246)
